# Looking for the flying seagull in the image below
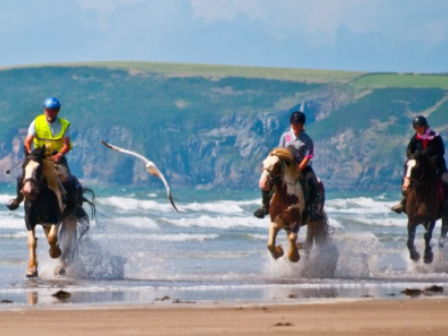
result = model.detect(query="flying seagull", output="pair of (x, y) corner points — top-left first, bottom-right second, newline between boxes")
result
(101, 140), (179, 212)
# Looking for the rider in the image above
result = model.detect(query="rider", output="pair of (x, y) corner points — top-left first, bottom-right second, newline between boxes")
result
(391, 115), (448, 214)
(7, 97), (77, 210)
(254, 111), (323, 221)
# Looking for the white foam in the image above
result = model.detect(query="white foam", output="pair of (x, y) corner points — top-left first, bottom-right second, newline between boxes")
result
(326, 197), (396, 215)
(164, 215), (269, 229)
(354, 216), (407, 227)
(108, 216), (159, 229)
(91, 233), (219, 242)
(97, 196), (174, 212)
(0, 194), (14, 204)
(180, 201), (245, 214)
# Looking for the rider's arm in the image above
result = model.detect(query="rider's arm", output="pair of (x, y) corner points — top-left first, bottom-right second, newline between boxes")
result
(24, 134), (34, 154)
(298, 157), (311, 172)
(298, 134), (314, 171)
(58, 137), (71, 156)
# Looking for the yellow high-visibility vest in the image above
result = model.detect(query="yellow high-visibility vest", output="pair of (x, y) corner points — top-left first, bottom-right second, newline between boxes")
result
(33, 114), (72, 153)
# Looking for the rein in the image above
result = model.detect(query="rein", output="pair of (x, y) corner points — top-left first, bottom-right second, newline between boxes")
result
(263, 155), (288, 184)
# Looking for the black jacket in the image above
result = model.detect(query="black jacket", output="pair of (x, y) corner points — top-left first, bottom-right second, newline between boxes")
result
(407, 130), (447, 174)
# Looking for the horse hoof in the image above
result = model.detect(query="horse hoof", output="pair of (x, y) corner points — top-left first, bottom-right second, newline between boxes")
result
(268, 245), (284, 259)
(288, 249), (300, 263)
(410, 250), (420, 261)
(424, 252), (434, 264)
(49, 246), (62, 259)
(54, 266), (66, 276)
(26, 271), (38, 278)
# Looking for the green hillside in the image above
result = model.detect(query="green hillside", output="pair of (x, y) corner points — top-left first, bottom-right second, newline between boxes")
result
(0, 62), (447, 190)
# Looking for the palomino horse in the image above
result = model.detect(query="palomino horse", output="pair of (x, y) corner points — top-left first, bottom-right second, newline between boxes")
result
(21, 147), (95, 277)
(405, 154), (448, 264)
(259, 148), (329, 262)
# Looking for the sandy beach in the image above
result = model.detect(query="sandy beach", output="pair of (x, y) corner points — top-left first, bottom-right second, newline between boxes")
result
(1, 298), (448, 335)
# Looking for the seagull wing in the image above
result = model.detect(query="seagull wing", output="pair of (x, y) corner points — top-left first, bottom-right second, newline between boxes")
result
(101, 140), (179, 212)
(101, 140), (153, 165)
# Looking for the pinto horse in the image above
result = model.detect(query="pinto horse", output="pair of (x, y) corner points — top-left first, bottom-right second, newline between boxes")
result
(405, 154), (448, 264)
(259, 148), (329, 262)
(21, 147), (95, 277)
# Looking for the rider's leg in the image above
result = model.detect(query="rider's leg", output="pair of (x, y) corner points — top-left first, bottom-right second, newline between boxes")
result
(7, 174), (24, 211)
(254, 188), (273, 219)
(304, 167), (323, 221)
(391, 191), (407, 214)
(391, 163), (408, 214)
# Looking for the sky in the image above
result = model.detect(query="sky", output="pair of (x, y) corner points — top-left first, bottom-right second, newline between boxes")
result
(0, 0), (447, 73)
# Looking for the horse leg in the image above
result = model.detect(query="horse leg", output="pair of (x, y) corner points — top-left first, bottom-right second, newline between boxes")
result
(44, 224), (62, 259)
(423, 221), (436, 264)
(287, 231), (300, 262)
(26, 230), (38, 277)
(267, 222), (284, 259)
(439, 216), (448, 248)
(407, 224), (420, 261)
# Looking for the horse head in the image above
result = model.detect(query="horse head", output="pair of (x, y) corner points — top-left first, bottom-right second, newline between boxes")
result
(408, 153), (438, 186)
(22, 146), (47, 201)
(259, 148), (297, 191)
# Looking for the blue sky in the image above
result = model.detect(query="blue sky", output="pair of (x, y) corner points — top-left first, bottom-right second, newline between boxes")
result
(1, 0), (447, 73)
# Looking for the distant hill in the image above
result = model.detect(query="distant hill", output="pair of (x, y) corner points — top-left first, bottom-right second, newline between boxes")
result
(0, 62), (447, 191)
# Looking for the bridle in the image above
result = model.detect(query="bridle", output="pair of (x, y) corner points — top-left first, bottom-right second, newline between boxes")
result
(22, 156), (44, 195)
(263, 155), (289, 185)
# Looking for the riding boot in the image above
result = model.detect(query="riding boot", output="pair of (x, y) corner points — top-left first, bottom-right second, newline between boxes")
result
(391, 193), (407, 214)
(6, 177), (24, 211)
(308, 181), (323, 222)
(254, 190), (272, 219)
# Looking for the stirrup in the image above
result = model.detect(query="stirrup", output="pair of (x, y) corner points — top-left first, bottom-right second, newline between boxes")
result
(254, 207), (268, 219)
(6, 199), (21, 211)
(309, 211), (323, 222)
(391, 203), (403, 214)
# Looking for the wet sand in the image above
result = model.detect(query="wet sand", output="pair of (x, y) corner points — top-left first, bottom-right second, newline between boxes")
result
(1, 298), (448, 335)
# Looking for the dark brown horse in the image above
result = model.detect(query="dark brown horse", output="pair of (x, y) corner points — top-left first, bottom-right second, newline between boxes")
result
(405, 154), (448, 263)
(259, 148), (329, 262)
(21, 147), (95, 277)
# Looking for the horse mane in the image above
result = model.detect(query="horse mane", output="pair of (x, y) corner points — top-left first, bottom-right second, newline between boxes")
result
(27, 147), (60, 190)
(269, 148), (293, 164)
(42, 158), (60, 190)
(269, 147), (299, 180)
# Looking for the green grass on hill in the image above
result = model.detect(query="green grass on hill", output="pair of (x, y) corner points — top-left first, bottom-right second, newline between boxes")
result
(1, 61), (364, 84)
(353, 73), (448, 89)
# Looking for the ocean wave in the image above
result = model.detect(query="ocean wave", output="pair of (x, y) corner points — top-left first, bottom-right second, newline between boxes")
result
(97, 196), (174, 212)
(91, 233), (219, 242)
(0, 194), (14, 204)
(163, 215), (268, 229)
(107, 216), (159, 229)
(325, 197), (396, 215)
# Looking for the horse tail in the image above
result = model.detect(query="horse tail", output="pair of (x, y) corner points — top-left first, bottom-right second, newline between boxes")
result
(76, 187), (97, 238)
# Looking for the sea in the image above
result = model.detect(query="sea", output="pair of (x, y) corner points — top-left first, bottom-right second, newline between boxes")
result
(1, 183), (448, 308)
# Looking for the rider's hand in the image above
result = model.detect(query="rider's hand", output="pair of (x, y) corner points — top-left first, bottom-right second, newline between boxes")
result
(51, 153), (63, 163)
(402, 178), (410, 191)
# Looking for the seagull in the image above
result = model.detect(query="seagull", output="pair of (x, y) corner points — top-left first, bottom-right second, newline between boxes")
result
(101, 140), (179, 212)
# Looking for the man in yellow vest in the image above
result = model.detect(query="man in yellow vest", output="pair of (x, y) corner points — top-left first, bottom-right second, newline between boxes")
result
(7, 97), (72, 210)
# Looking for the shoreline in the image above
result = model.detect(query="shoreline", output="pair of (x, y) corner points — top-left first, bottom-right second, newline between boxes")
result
(1, 297), (448, 335)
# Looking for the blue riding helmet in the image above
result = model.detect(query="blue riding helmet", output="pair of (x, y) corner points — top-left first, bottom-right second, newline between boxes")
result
(43, 97), (61, 110)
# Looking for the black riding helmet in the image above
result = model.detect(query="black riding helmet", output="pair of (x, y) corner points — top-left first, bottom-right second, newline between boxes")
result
(290, 111), (306, 124)
(412, 115), (428, 129)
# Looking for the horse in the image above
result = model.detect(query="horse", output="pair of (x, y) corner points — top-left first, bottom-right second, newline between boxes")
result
(259, 148), (330, 262)
(404, 154), (448, 264)
(21, 146), (95, 277)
